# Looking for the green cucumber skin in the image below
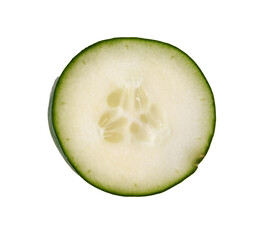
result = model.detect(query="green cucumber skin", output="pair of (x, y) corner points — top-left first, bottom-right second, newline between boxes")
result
(48, 37), (216, 197)
(48, 77), (77, 174)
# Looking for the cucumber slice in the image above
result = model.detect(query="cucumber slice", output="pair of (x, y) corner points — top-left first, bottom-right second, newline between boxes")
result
(48, 38), (216, 196)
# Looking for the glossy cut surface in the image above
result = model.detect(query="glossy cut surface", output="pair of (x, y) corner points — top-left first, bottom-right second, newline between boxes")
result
(48, 38), (216, 196)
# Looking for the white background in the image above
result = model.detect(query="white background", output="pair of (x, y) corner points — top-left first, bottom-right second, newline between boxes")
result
(1, 1), (276, 239)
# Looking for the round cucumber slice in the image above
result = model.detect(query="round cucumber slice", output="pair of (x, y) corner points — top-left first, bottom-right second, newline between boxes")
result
(48, 38), (216, 196)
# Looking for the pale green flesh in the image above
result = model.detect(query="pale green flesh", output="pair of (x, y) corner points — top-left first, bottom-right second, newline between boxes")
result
(50, 38), (215, 196)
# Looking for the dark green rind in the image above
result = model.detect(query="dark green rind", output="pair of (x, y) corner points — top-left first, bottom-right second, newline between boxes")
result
(48, 37), (216, 197)
(48, 77), (78, 174)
